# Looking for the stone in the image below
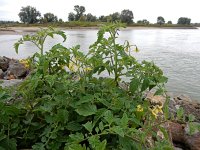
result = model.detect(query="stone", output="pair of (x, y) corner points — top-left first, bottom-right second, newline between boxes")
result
(7, 60), (27, 78)
(0, 69), (3, 79)
(0, 79), (23, 88)
(146, 92), (166, 106)
(0, 56), (9, 71)
(185, 133), (200, 150)
(176, 94), (192, 102)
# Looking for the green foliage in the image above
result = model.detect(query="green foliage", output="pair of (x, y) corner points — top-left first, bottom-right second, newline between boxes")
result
(177, 17), (191, 25)
(120, 9), (134, 24)
(43, 13), (58, 23)
(157, 16), (165, 25)
(74, 5), (86, 21)
(18, 5), (41, 24)
(0, 24), (173, 149)
(14, 27), (66, 55)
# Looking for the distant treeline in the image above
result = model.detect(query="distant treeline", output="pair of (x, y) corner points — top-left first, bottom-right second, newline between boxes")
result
(1, 5), (199, 27)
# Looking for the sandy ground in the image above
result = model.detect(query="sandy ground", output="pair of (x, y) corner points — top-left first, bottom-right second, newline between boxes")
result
(0, 26), (198, 35)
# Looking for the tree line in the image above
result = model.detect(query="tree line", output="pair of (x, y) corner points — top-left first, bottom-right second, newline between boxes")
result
(18, 5), (192, 25)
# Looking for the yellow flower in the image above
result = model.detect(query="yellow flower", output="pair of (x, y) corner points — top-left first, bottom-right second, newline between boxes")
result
(69, 62), (76, 72)
(84, 67), (92, 72)
(19, 59), (29, 69)
(151, 105), (163, 118)
(137, 105), (143, 112)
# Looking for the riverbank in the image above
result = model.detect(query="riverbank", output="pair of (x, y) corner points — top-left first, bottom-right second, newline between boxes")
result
(0, 25), (198, 35)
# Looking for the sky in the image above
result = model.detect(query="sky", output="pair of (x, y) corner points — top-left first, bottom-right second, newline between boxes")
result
(0, 0), (199, 23)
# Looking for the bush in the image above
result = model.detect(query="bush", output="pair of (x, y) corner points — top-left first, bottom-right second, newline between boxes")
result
(0, 23), (172, 149)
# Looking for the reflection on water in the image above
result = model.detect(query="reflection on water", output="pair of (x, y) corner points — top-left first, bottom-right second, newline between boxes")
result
(0, 28), (200, 100)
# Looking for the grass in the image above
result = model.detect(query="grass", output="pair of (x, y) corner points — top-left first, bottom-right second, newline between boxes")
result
(0, 21), (198, 29)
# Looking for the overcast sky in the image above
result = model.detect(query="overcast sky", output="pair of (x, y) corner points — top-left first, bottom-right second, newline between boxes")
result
(0, 0), (199, 23)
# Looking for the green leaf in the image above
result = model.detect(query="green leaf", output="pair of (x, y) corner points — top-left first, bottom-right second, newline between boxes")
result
(83, 121), (93, 133)
(120, 113), (129, 128)
(75, 104), (97, 116)
(99, 121), (104, 131)
(112, 126), (124, 137)
(154, 88), (164, 96)
(130, 78), (140, 93)
(177, 107), (184, 120)
(104, 110), (114, 125)
(0, 138), (17, 150)
(32, 143), (45, 150)
(69, 133), (84, 143)
(66, 121), (82, 131)
(96, 140), (107, 150)
(141, 78), (149, 92)
(75, 95), (94, 106)
(65, 143), (86, 150)
(55, 109), (69, 124)
(188, 114), (195, 122)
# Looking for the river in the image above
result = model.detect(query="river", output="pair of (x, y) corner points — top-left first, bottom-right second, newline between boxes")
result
(0, 28), (200, 100)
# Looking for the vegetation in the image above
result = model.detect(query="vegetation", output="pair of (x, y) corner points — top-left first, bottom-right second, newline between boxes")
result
(137, 19), (150, 25)
(120, 9), (134, 24)
(177, 17), (191, 25)
(42, 13), (58, 23)
(0, 23), (175, 149)
(13, 5), (197, 28)
(157, 16), (165, 25)
(18, 6), (41, 24)
(167, 21), (172, 24)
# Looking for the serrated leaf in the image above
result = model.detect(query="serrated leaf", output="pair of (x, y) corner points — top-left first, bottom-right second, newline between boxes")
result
(69, 133), (84, 142)
(120, 113), (129, 128)
(112, 126), (124, 137)
(104, 110), (114, 124)
(96, 140), (107, 150)
(130, 78), (140, 93)
(83, 121), (93, 133)
(64, 143), (86, 150)
(66, 121), (82, 131)
(75, 104), (97, 116)
(99, 121), (104, 131)
(141, 78), (149, 92)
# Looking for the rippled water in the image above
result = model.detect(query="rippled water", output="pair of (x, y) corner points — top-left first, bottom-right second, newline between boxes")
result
(0, 28), (200, 100)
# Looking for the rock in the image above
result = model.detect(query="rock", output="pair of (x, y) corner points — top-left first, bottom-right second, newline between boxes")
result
(146, 92), (166, 106)
(166, 122), (185, 144)
(7, 60), (27, 78)
(0, 79), (23, 88)
(185, 133), (200, 150)
(175, 94), (192, 103)
(0, 69), (3, 79)
(0, 56), (9, 71)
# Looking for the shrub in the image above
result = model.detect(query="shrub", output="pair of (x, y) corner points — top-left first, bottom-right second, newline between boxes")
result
(0, 23), (172, 149)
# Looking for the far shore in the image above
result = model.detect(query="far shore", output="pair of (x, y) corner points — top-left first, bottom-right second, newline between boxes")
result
(0, 25), (198, 35)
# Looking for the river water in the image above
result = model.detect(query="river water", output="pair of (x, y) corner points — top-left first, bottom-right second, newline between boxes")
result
(0, 28), (200, 100)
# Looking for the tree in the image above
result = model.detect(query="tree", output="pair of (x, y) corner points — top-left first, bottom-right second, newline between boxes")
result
(120, 9), (134, 24)
(99, 15), (108, 22)
(68, 12), (75, 21)
(167, 21), (172, 24)
(157, 16), (165, 25)
(58, 18), (63, 22)
(74, 5), (86, 21)
(43, 13), (58, 23)
(110, 12), (121, 22)
(86, 13), (97, 22)
(177, 17), (191, 25)
(18, 6), (41, 24)
(137, 19), (150, 25)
